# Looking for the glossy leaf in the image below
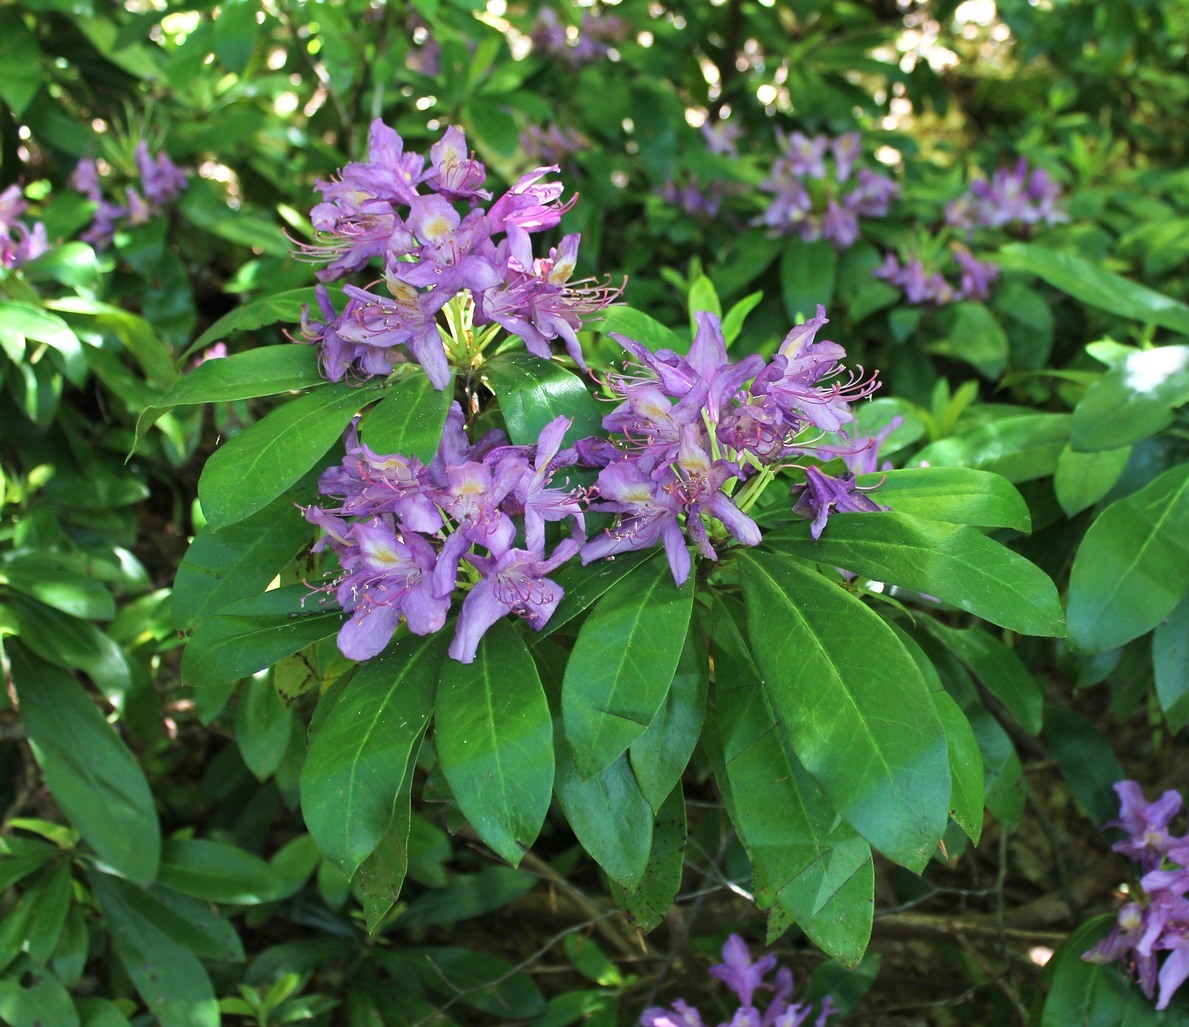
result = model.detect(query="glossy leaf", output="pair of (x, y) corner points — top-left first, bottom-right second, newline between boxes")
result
(607, 787), (686, 932)
(599, 306), (685, 352)
(300, 632), (442, 878)
(910, 414), (1072, 483)
(1041, 917), (1174, 1027)
(967, 705), (1026, 829)
(854, 467), (1031, 532)
(1067, 463), (1189, 652)
(436, 621), (554, 867)
(536, 549), (658, 638)
(923, 622), (1045, 735)
(88, 873), (220, 1027)
(930, 301), (1008, 378)
(781, 238), (837, 322)
(932, 691), (984, 844)
(0, 956), (78, 1027)
(181, 585), (343, 689)
(562, 558), (694, 779)
(184, 286), (334, 360)
(1055, 444), (1132, 517)
(554, 749), (653, 890)
(389, 947), (545, 1019)
(482, 352), (603, 447)
(1073, 345), (1189, 451)
(768, 513), (1065, 637)
(1155, 596), (1189, 733)
(11, 645), (160, 886)
(357, 371), (454, 462)
(1000, 243), (1189, 334)
(158, 839), (290, 904)
(738, 552), (948, 871)
(197, 379), (382, 530)
(628, 625), (708, 812)
(133, 345), (324, 449)
(717, 655), (875, 966)
(1045, 708), (1126, 828)
(357, 759), (419, 933)
(173, 487), (315, 631)
(234, 673), (297, 781)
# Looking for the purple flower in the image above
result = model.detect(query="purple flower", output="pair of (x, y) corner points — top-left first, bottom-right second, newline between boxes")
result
(448, 541), (579, 663)
(640, 935), (836, 1027)
(792, 465), (888, 540)
(946, 157), (1067, 232)
(135, 142), (188, 206)
(425, 125), (491, 203)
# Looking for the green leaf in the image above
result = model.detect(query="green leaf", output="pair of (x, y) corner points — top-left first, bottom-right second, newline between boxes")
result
(768, 513), (1065, 637)
(235, 673), (297, 781)
(0, 863), (72, 973)
(0, 957), (78, 1027)
(482, 352), (603, 447)
(133, 346), (324, 451)
(930, 301), (1008, 378)
(76, 998), (134, 1027)
(356, 758), (419, 933)
(687, 275), (721, 330)
(536, 549), (658, 638)
(357, 371), (454, 462)
(0, 9), (43, 116)
(931, 691), (984, 844)
(1044, 708), (1125, 828)
(780, 238), (837, 322)
(922, 623), (1045, 735)
(197, 379), (381, 530)
(607, 787), (686, 932)
(738, 552), (949, 872)
(300, 633), (442, 877)
(1155, 596), (1189, 733)
(183, 287), (333, 361)
(48, 297), (178, 389)
(180, 585), (343, 689)
(388, 947), (545, 1019)
(394, 865), (537, 929)
(1072, 344), (1189, 451)
(1041, 917), (1174, 1027)
(967, 705), (1026, 828)
(628, 625), (708, 812)
(1055, 444), (1132, 517)
(0, 302), (85, 384)
(159, 839), (289, 905)
(716, 638), (874, 965)
(853, 467), (1031, 532)
(554, 750), (653, 889)
(1067, 463), (1189, 652)
(562, 559), (694, 779)
(999, 243), (1189, 335)
(173, 488), (314, 632)
(721, 290), (763, 347)
(598, 306), (685, 352)
(436, 621), (553, 867)
(910, 414), (1072, 483)
(11, 645), (160, 886)
(0, 553), (115, 621)
(88, 873), (220, 1027)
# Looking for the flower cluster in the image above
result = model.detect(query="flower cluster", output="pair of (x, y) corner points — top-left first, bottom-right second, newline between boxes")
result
(0, 184), (48, 270)
(578, 306), (884, 585)
(305, 405), (585, 665)
(72, 142), (188, 250)
(640, 934), (837, 1027)
(945, 157), (1066, 233)
(297, 120), (619, 389)
(872, 243), (1000, 306)
(1083, 780), (1189, 1010)
(529, 6), (627, 64)
(756, 131), (898, 249)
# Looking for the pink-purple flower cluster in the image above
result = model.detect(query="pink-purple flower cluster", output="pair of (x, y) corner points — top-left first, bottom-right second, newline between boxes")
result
(640, 934), (836, 1027)
(756, 131), (898, 249)
(529, 6), (628, 64)
(0, 184), (48, 270)
(945, 157), (1066, 233)
(306, 304), (888, 663)
(578, 306), (884, 584)
(297, 120), (619, 389)
(872, 244), (1000, 307)
(72, 142), (188, 250)
(305, 405), (585, 665)
(1083, 780), (1189, 1011)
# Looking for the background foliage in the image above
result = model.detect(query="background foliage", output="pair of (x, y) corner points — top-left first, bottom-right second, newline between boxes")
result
(2, 0), (1189, 1024)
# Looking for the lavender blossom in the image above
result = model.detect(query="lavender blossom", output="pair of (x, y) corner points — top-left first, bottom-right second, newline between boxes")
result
(135, 141), (188, 206)
(872, 246), (999, 306)
(1084, 780), (1189, 1011)
(640, 934), (837, 1027)
(757, 131), (898, 250)
(0, 184), (48, 270)
(945, 157), (1067, 232)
